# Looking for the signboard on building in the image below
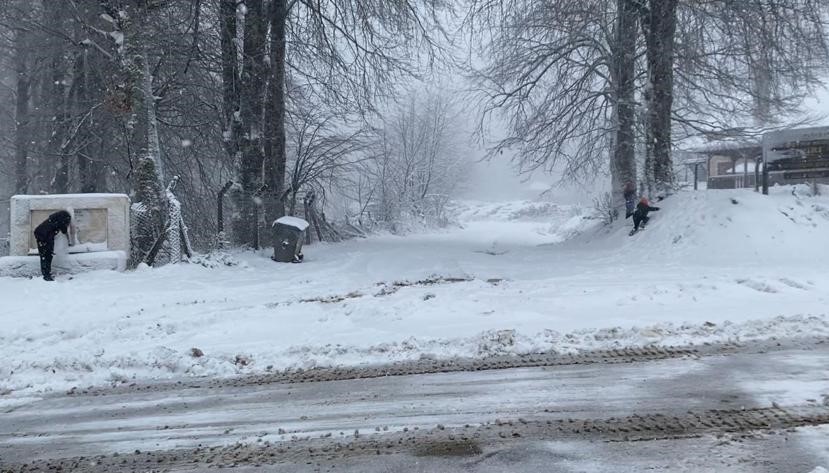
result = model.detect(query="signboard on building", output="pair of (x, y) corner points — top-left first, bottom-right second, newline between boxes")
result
(28, 208), (109, 254)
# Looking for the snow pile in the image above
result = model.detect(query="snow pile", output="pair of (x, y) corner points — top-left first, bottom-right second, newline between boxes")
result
(0, 186), (827, 397)
(451, 199), (582, 223)
(272, 314), (829, 364)
(447, 199), (596, 246)
(186, 250), (240, 268)
(564, 185), (829, 265)
(1, 307), (826, 398)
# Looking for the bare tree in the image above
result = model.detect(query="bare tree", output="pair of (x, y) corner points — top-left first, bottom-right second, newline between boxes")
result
(467, 0), (618, 181)
(0, 1), (235, 250)
(467, 0), (829, 199)
(230, 0), (267, 247)
(225, 0), (449, 248)
(284, 104), (370, 216)
(219, 0), (241, 163)
(361, 90), (465, 230)
(12, 15), (31, 195)
(643, 0), (829, 193)
(42, 2), (72, 194)
(467, 0), (643, 214)
(637, 0), (677, 194)
(672, 1), (829, 139)
(610, 0), (638, 209)
(263, 0), (288, 237)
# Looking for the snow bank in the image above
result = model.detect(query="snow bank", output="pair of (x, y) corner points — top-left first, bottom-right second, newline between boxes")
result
(3, 311), (826, 398)
(450, 199), (584, 223)
(561, 185), (829, 265)
(447, 199), (596, 246)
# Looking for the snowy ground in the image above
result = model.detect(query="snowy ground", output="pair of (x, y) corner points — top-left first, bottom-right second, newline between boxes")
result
(1, 186), (828, 399)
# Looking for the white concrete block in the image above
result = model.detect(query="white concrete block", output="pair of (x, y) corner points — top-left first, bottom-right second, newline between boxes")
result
(9, 194), (130, 257)
(0, 251), (127, 278)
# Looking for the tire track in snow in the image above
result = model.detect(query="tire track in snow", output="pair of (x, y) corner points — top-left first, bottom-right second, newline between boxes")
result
(6, 404), (829, 472)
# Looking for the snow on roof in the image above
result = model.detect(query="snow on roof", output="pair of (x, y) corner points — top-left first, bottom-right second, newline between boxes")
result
(273, 216), (309, 231)
(685, 140), (761, 154)
(763, 126), (829, 146)
(11, 193), (129, 200)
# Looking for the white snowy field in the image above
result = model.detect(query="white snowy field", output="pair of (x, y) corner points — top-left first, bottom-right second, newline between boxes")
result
(1, 186), (828, 398)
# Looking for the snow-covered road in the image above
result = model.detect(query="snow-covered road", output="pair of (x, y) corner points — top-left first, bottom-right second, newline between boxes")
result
(2, 341), (828, 472)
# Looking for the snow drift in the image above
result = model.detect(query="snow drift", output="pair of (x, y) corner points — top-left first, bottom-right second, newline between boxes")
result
(564, 185), (829, 265)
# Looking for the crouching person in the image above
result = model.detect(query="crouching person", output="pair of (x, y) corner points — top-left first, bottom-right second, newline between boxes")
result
(632, 197), (659, 233)
(33, 210), (73, 281)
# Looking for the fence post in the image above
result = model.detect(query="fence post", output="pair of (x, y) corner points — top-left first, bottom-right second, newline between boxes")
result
(754, 158), (761, 192)
(693, 163), (699, 190)
(252, 184), (268, 250)
(217, 181), (233, 248)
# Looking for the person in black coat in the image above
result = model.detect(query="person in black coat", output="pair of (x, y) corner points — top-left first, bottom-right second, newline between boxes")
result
(632, 197), (659, 232)
(33, 210), (73, 281)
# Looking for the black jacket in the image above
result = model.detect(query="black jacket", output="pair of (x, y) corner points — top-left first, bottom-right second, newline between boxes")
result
(633, 202), (659, 219)
(34, 210), (71, 241)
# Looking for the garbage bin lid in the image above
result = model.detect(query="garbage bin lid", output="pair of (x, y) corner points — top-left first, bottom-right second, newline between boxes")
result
(273, 216), (310, 231)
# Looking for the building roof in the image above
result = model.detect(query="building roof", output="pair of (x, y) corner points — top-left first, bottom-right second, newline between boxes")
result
(687, 141), (762, 159)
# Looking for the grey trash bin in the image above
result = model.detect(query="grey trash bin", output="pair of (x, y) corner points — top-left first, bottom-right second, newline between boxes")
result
(272, 216), (309, 263)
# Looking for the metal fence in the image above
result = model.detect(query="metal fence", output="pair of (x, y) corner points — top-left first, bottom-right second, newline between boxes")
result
(708, 174), (758, 190)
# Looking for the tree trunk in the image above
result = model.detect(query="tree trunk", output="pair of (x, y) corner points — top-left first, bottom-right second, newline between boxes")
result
(639, 0), (677, 194)
(610, 0), (638, 210)
(303, 196), (312, 245)
(104, 1), (166, 265)
(14, 26), (31, 195)
(218, 0), (244, 247)
(220, 0), (241, 159)
(263, 0), (288, 249)
(69, 2), (103, 193)
(142, 50), (163, 181)
(44, 4), (71, 194)
(289, 191), (298, 216)
(74, 48), (101, 193)
(217, 180), (234, 242)
(113, 1), (163, 182)
(232, 0), (266, 247)
(310, 207), (323, 242)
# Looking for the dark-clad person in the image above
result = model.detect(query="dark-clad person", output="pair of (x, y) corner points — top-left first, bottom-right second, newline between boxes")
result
(631, 197), (660, 234)
(33, 210), (73, 281)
